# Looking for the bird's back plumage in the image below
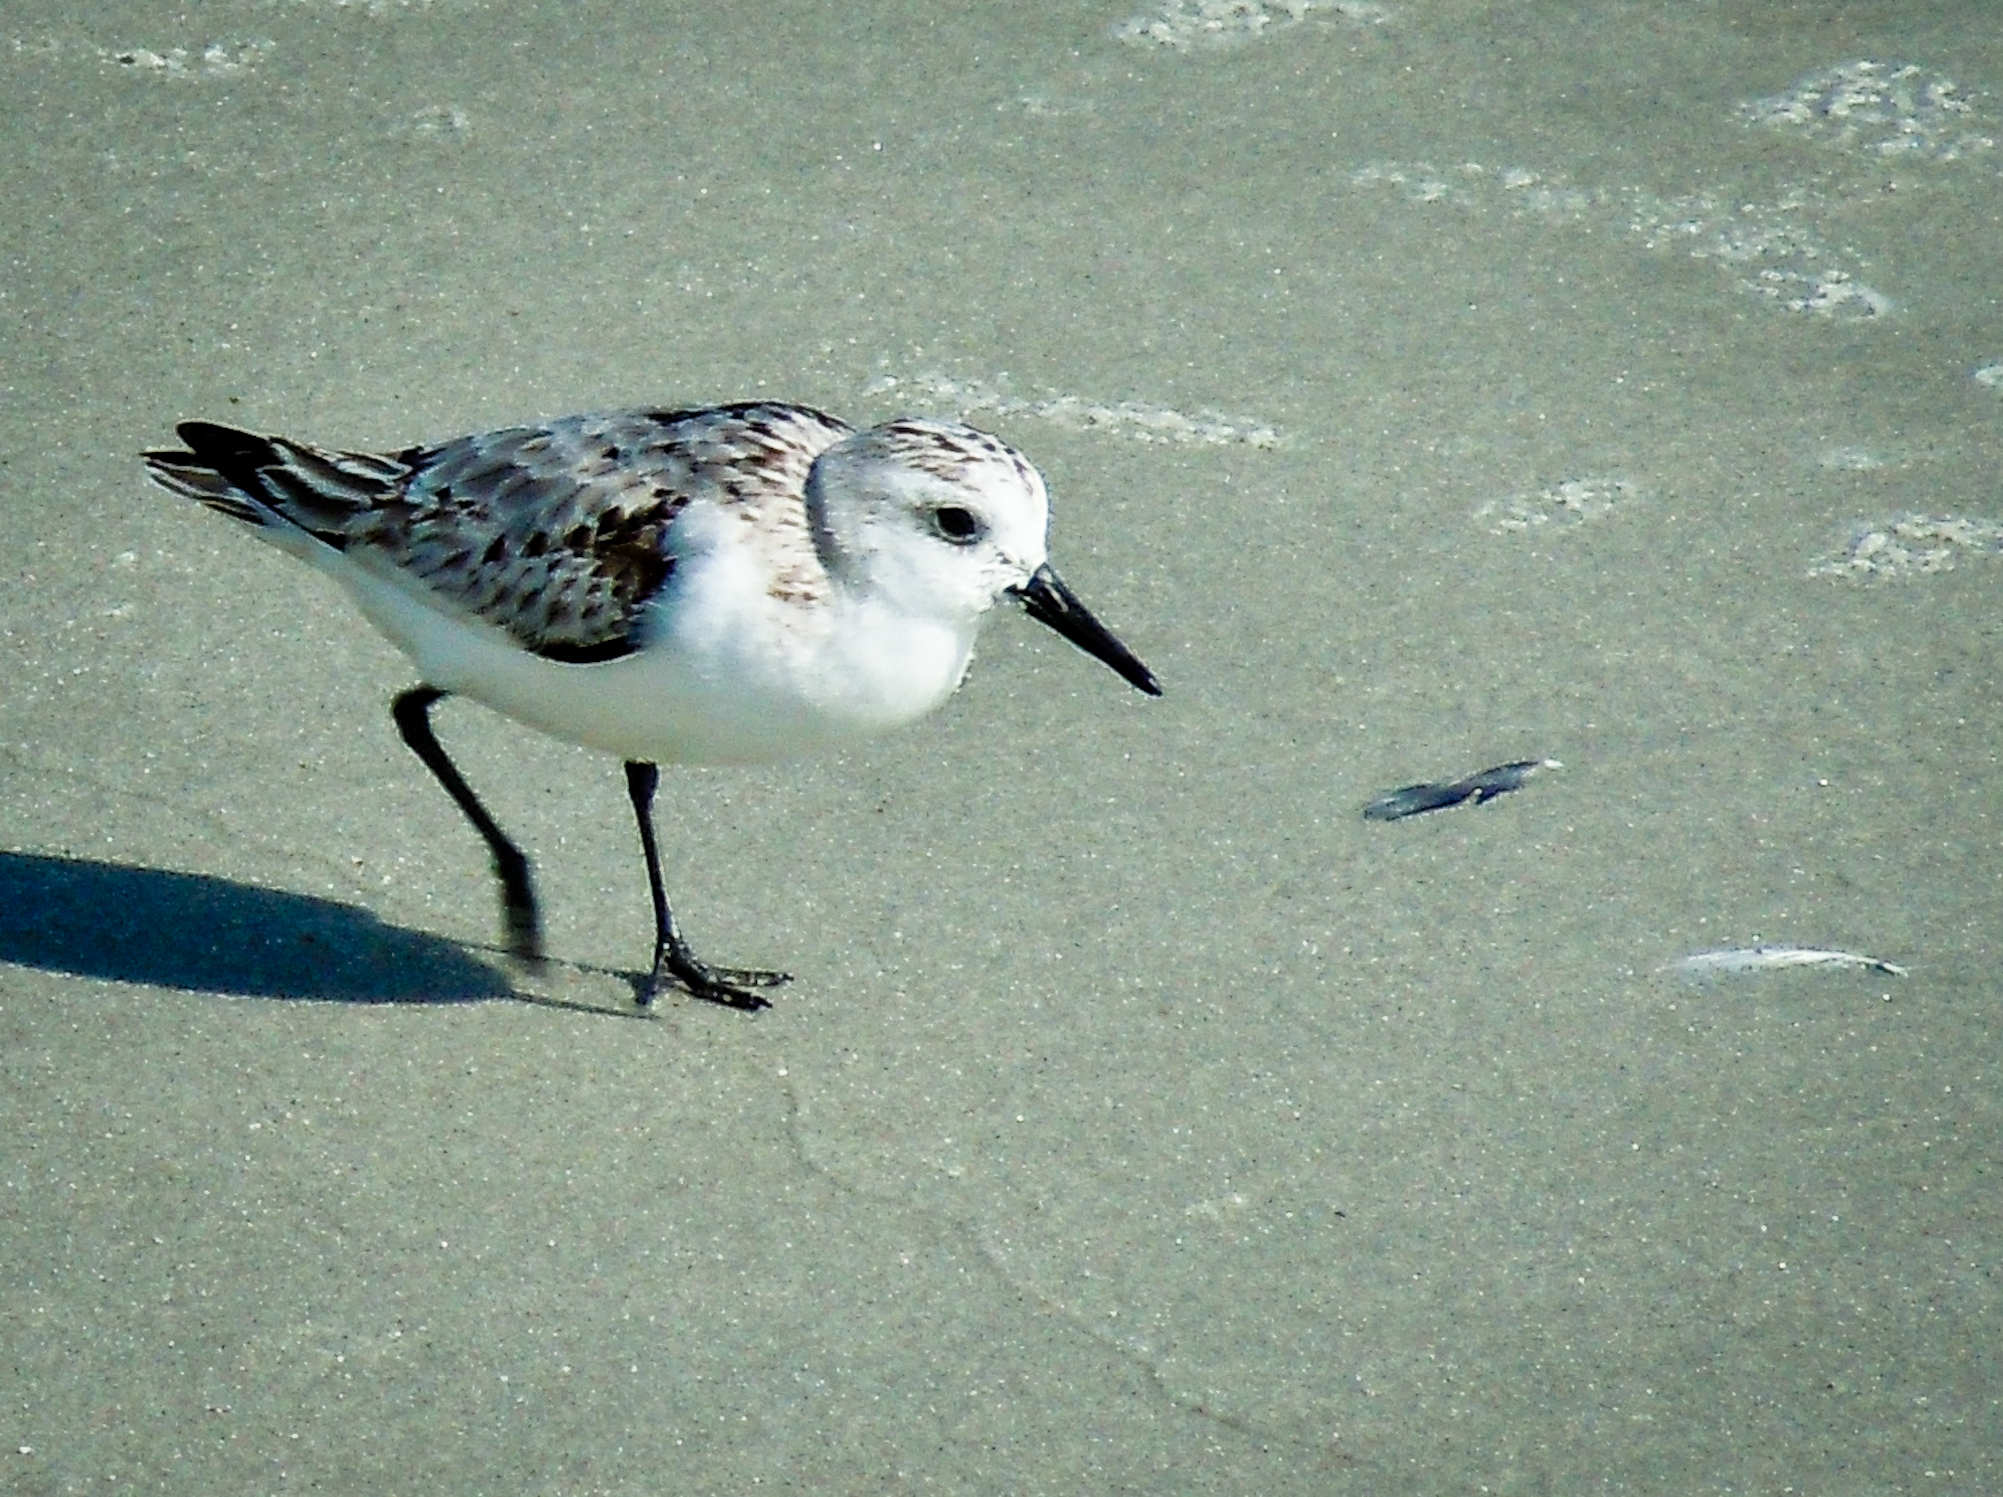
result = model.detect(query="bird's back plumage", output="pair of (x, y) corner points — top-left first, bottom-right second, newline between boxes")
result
(144, 402), (854, 663)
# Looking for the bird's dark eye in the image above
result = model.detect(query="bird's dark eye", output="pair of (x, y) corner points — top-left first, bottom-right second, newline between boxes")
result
(929, 505), (983, 545)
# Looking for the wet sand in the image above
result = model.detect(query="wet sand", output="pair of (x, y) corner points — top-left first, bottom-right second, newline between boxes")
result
(2, 1), (1998, 1491)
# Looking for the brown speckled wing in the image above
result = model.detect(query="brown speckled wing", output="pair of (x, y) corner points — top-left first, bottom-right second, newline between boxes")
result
(372, 403), (852, 661)
(162, 403), (854, 663)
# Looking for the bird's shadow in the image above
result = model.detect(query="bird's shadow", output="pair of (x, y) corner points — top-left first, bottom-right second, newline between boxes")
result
(0, 849), (534, 1005)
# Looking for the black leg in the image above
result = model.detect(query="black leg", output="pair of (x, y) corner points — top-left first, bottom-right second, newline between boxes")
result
(624, 760), (788, 1010)
(391, 686), (544, 968)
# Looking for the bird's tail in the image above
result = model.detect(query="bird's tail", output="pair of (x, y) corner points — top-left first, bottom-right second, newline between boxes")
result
(143, 421), (407, 548)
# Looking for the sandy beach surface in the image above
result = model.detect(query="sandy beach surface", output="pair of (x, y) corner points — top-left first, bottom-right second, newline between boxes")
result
(3, 1), (1998, 1491)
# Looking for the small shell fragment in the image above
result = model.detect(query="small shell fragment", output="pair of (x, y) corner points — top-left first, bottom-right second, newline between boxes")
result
(1660, 946), (1907, 977)
(1362, 758), (1561, 822)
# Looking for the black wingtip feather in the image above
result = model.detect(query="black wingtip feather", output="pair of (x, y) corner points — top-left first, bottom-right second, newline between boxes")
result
(168, 422), (282, 488)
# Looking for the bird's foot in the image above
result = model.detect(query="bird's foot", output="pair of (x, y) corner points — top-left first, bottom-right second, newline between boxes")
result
(639, 951), (790, 1011)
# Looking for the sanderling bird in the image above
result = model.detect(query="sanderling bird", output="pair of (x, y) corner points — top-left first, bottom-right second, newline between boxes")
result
(144, 402), (1159, 1009)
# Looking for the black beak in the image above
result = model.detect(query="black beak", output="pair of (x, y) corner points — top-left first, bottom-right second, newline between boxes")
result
(1010, 563), (1162, 697)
